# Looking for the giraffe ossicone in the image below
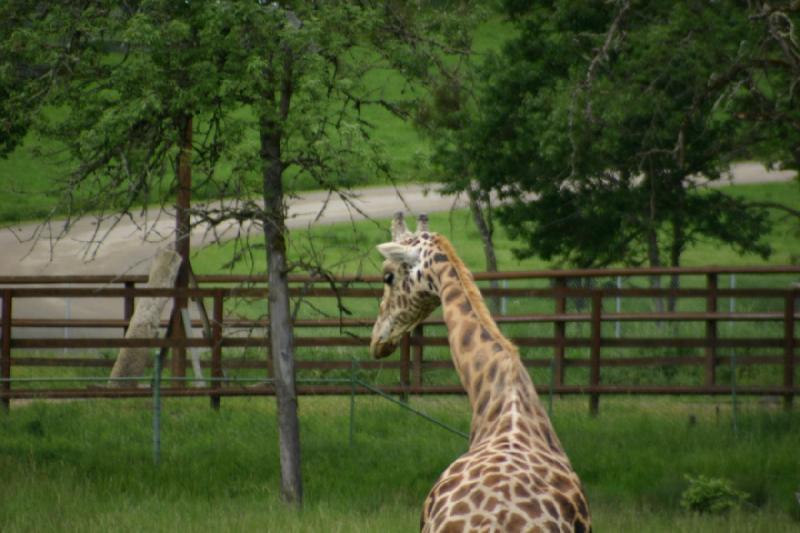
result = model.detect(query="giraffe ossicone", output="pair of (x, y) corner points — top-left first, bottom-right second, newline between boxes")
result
(370, 213), (592, 532)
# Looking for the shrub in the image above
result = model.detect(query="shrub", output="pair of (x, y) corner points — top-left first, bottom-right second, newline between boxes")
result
(680, 474), (749, 514)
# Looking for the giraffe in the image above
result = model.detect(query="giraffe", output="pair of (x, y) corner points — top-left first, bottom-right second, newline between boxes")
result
(369, 213), (591, 533)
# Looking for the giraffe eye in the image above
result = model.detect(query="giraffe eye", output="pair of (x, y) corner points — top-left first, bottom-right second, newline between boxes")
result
(383, 272), (394, 285)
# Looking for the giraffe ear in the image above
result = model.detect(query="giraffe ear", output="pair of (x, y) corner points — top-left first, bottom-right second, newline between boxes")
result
(377, 242), (419, 265)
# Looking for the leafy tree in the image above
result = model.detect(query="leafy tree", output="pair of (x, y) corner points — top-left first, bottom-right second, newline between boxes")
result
(451, 1), (774, 279)
(413, 6), (501, 308)
(1, 0), (474, 506)
(722, 1), (800, 172)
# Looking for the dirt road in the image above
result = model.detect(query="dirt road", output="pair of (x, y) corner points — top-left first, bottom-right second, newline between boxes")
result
(0, 163), (793, 334)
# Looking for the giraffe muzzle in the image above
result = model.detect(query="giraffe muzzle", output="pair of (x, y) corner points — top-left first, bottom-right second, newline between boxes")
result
(370, 338), (398, 359)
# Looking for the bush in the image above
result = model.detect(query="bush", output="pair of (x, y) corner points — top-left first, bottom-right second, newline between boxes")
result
(680, 474), (749, 514)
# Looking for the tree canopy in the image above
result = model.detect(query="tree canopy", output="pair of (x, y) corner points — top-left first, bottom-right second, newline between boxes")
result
(438, 0), (796, 269)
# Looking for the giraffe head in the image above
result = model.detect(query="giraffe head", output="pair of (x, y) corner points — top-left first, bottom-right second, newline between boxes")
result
(370, 212), (441, 358)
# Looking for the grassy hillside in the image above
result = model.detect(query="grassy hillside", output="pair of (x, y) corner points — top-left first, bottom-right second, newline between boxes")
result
(192, 181), (800, 276)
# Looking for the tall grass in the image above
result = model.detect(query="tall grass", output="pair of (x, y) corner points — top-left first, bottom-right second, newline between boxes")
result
(1, 397), (798, 531)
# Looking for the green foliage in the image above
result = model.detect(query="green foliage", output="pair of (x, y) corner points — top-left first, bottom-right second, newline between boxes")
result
(680, 475), (750, 515)
(439, 1), (793, 270)
(0, 2), (479, 225)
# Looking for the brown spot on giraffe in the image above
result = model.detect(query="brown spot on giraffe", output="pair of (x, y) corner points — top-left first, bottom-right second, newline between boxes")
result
(542, 499), (559, 519)
(440, 520), (465, 533)
(443, 287), (462, 304)
(506, 512), (527, 533)
(451, 482), (475, 501)
(450, 501), (470, 516)
(475, 392), (490, 416)
(519, 498), (543, 519)
(436, 477), (460, 495)
(369, 217), (591, 532)
(550, 473), (573, 493)
(460, 323), (476, 350)
(514, 482), (531, 499)
(553, 492), (577, 523)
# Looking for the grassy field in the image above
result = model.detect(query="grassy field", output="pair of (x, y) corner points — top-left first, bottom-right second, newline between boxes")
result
(1, 396), (798, 532)
(2, 180), (798, 531)
(2, 8), (797, 530)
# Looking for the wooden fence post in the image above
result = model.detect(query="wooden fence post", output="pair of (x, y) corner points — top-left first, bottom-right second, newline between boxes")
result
(2, 290), (11, 413)
(784, 292), (796, 410)
(412, 324), (424, 388)
(211, 290), (224, 411)
(589, 291), (602, 416)
(705, 273), (718, 387)
(553, 278), (567, 390)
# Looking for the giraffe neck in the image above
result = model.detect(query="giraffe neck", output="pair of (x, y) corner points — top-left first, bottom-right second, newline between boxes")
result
(429, 238), (552, 447)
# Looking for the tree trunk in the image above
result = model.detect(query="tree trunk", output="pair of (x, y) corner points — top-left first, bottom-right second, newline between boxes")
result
(109, 247), (182, 384)
(172, 114), (192, 385)
(260, 106), (302, 505)
(466, 184), (500, 313)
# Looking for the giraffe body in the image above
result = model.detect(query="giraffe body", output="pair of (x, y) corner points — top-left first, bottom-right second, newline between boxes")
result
(370, 214), (591, 533)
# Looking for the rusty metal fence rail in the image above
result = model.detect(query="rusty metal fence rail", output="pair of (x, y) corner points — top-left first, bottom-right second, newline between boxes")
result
(1, 266), (798, 411)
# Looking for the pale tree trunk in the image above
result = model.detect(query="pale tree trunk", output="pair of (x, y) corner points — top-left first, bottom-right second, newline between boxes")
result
(260, 55), (302, 506)
(109, 247), (182, 384)
(466, 184), (500, 314)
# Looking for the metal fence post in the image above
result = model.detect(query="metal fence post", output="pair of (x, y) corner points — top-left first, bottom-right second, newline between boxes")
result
(589, 291), (602, 416)
(705, 273), (718, 387)
(152, 348), (162, 466)
(731, 348), (738, 436)
(553, 278), (567, 390)
(349, 359), (357, 447)
(615, 276), (622, 338)
(784, 292), (796, 410)
(2, 290), (11, 413)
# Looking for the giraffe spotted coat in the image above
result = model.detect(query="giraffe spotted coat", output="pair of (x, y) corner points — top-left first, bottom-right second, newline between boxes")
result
(370, 214), (591, 533)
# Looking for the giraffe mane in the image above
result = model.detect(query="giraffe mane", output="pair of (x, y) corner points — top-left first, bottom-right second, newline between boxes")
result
(434, 235), (518, 357)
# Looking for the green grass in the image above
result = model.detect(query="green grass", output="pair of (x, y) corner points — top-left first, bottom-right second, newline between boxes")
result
(1, 396), (798, 531)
